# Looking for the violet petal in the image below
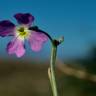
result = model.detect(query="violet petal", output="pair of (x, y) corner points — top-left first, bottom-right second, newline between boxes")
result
(0, 20), (15, 37)
(29, 31), (48, 52)
(7, 38), (25, 57)
(14, 13), (34, 26)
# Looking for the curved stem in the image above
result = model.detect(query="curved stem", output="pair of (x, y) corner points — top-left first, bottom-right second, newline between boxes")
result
(29, 26), (53, 42)
(29, 26), (63, 96)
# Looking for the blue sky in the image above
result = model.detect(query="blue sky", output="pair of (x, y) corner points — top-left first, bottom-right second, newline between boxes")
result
(0, 0), (96, 60)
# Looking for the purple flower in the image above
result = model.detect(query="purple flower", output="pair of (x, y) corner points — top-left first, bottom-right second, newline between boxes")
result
(0, 13), (48, 57)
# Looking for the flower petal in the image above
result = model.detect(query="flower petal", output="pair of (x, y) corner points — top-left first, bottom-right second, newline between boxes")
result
(7, 38), (25, 57)
(29, 31), (48, 52)
(0, 20), (15, 37)
(14, 13), (34, 26)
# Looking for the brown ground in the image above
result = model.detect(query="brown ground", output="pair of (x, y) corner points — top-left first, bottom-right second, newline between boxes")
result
(0, 59), (96, 96)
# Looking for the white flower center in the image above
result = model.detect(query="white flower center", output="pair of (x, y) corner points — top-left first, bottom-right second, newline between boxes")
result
(16, 26), (30, 40)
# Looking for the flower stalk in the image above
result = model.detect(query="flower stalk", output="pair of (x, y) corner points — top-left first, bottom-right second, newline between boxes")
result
(50, 42), (58, 96)
(49, 38), (63, 96)
(29, 26), (64, 96)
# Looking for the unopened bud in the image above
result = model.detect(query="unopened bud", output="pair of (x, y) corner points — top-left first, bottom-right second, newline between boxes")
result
(58, 36), (64, 43)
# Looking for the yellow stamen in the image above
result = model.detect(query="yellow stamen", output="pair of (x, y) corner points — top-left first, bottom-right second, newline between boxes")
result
(16, 26), (30, 40)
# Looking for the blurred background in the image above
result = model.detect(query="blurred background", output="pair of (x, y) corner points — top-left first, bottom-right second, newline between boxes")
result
(0, 0), (96, 96)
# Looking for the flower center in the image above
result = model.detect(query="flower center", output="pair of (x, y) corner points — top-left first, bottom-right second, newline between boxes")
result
(17, 26), (30, 39)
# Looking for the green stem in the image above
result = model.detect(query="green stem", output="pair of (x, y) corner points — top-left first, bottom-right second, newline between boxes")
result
(50, 43), (58, 96)
(29, 26), (64, 96)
